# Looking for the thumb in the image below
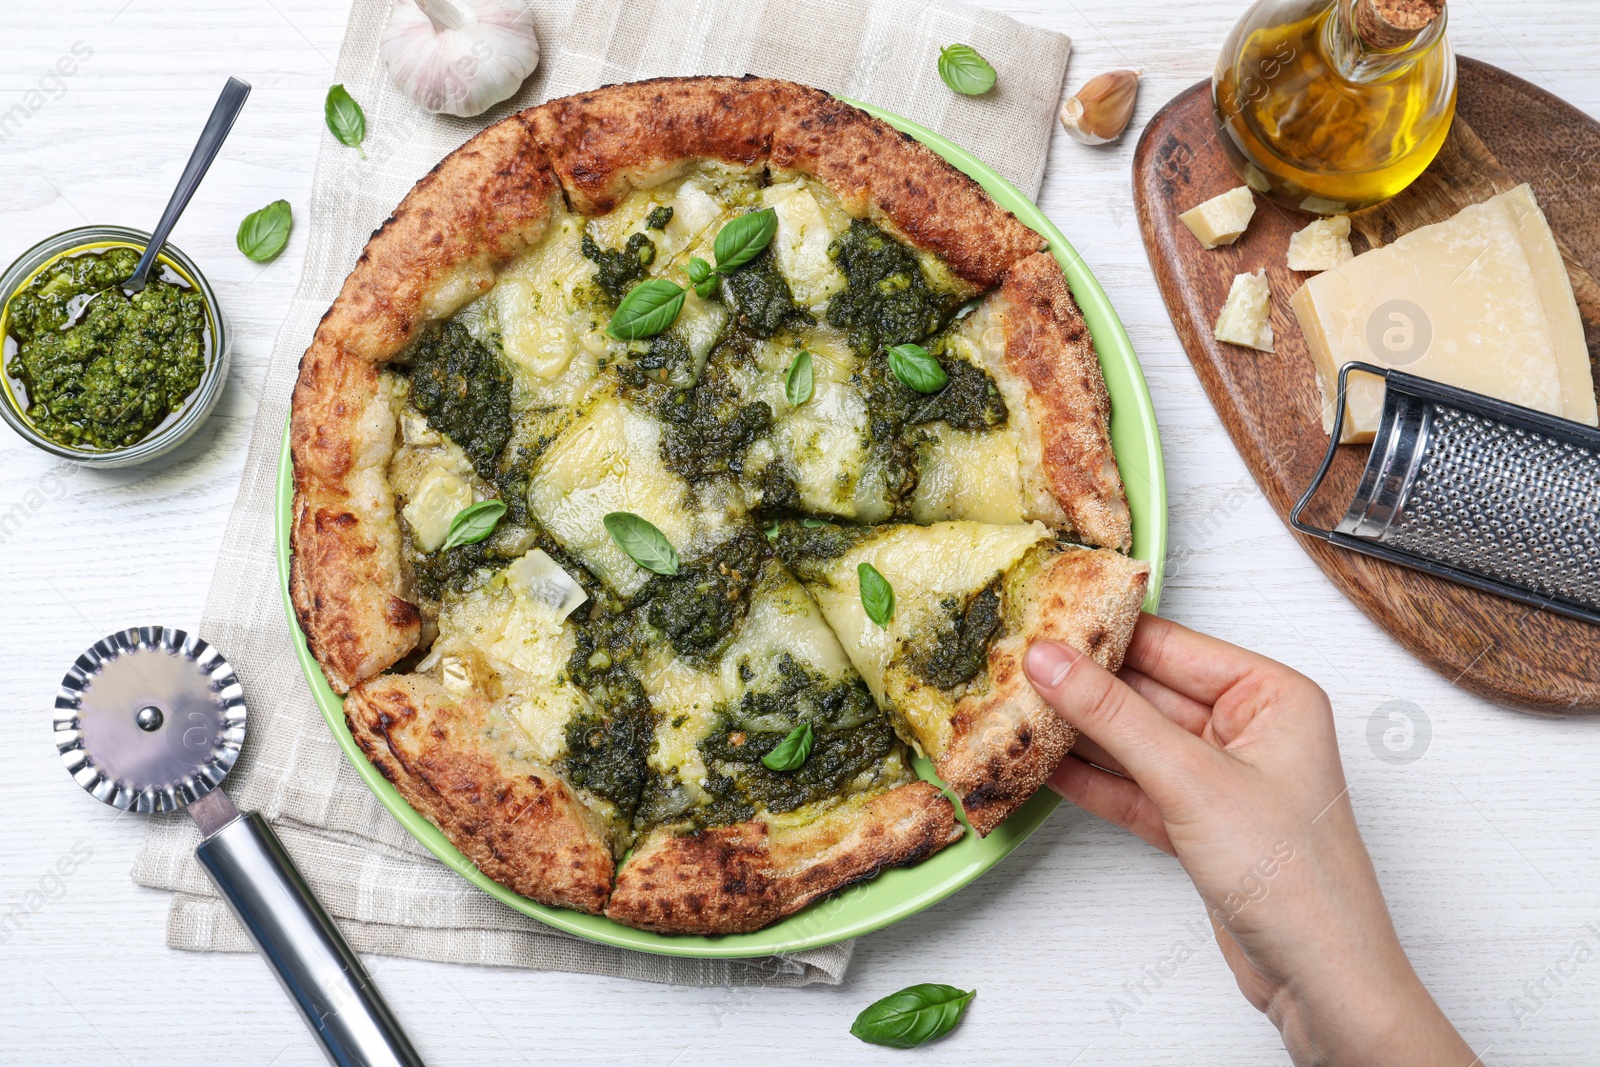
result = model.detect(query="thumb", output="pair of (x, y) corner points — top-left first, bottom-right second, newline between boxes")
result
(1025, 640), (1206, 791)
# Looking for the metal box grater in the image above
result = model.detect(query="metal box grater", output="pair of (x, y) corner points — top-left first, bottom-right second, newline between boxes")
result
(1291, 362), (1600, 626)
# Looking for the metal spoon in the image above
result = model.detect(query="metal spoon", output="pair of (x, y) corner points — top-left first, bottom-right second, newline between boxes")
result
(123, 77), (252, 294)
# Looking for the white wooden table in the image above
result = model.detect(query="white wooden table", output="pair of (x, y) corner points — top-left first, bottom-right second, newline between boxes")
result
(3, 2), (1598, 1064)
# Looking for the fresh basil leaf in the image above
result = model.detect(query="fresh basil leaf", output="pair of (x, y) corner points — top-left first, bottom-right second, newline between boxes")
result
(937, 44), (997, 96)
(440, 500), (506, 552)
(603, 511), (679, 575)
(851, 984), (975, 1049)
(694, 276), (718, 300)
(762, 722), (813, 771)
(887, 344), (949, 393)
(713, 208), (778, 274)
(686, 256), (712, 283)
(607, 278), (687, 340)
(784, 350), (814, 407)
(325, 84), (368, 159)
(858, 562), (894, 626)
(236, 199), (293, 263)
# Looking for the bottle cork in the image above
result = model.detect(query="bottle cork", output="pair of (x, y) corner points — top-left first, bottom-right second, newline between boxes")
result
(1354, 0), (1445, 50)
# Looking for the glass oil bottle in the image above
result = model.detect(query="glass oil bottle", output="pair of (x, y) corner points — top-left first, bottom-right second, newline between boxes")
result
(1213, 0), (1456, 213)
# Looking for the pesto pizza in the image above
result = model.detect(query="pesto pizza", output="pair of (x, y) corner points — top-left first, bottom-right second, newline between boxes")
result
(289, 76), (1150, 935)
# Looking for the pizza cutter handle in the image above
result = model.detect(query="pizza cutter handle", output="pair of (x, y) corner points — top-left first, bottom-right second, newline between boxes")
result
(195, 811), (426, 1067)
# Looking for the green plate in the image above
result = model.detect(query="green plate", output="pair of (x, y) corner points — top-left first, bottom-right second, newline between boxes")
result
(275, 103), (1167, 958)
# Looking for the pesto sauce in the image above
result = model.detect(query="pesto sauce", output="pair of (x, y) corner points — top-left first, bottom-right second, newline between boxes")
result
(561, 578), (658, 816)
(908, 579), (1005, 691)
(914, 348), (1008, 431)
(852, 337), (1010, 518)
(637, 527), (766, 669)
(691, 654), (899, 823)
(721, 245), (808, 337)
(827, 219), (960, 356)
(581, 231), (656, 303)
(562, 703), (653, 815)
(769, 519), (877, 581)
(655, 366), (773, 484)
(4, 246), (209, 450)
(404, 321), (512, 479)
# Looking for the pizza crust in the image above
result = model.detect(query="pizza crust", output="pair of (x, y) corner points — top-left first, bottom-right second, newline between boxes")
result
(605, 781), (961, 935)
(998, 253), (1132, 551)
(940, 546), (1150, 835)
(343, 674), (616, 914)
(288, 345), (417, 693)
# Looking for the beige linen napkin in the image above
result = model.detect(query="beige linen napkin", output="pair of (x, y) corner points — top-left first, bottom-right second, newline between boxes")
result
(132, 0), (1070, 985)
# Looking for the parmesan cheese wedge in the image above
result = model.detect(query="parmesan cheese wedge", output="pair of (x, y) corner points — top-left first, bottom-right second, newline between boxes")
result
(1290, 184), (1596, 442)
(1287, 215), (1353, 272)
(1180, 186), (1257, 249)
(1214, 269), (1274, 352)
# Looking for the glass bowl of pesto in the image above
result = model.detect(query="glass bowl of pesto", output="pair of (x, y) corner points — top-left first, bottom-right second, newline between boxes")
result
(0, 224), (229, 467)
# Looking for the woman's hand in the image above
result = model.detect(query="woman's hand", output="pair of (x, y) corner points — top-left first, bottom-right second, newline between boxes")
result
(1025, 613), (1476, 1067)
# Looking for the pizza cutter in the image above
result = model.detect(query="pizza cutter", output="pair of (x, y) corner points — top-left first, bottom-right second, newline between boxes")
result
(54, 626), (425, 1067)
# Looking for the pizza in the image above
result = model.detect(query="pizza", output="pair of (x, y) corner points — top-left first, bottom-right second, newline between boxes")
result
(288, 76), (1151, 935)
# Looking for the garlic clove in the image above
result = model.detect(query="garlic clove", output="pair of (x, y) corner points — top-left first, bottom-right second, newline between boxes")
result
(1059, 69), (1141, 145)
(381, 0), (541, 119)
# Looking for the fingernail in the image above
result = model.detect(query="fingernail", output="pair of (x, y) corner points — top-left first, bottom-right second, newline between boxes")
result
(1025, 641), (1081, 689)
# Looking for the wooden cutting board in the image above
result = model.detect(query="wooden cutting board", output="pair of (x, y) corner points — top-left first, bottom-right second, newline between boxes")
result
(1132, 57), (1600, 716)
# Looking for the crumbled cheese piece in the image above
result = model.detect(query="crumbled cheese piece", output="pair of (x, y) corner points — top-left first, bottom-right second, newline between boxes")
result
(1287, 215), (1354, 272)
(1179, 186), (1257, 249)
(1214, 269), (1274, 352)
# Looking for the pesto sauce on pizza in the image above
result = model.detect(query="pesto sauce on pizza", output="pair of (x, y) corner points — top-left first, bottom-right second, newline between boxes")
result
(385, 167), (1032, 846)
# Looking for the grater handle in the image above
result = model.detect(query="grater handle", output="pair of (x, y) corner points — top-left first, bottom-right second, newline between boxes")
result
(195, 811), (426, 1067)
(1290, 360), (1376, 540)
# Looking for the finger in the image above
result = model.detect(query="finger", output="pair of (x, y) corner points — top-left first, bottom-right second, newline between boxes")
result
(1074, 667), (1214, 773)
(1069, 733), (1128, 777)
(1117, 666), (1213, 738)
(1123, 613), (1293, 707)
(1048, 757), (1174, 855)
(1025, 640), (1207, 789)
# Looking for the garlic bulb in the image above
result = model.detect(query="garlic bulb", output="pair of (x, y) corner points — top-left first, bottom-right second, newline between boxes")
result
(1059, 70), (1141, 146)
(381, 0), (540, 118)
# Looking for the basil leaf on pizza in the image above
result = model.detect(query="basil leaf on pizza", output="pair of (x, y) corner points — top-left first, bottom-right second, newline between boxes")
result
(289, 76), (1146, 938)
(785, 350), (814, 407)
(604, 511), (680, 575)
(440, 500), (506, 552)
(858, 562), (895, 626)
(713, 207), (778, 273)
(851, 984), (975, 1048)
(762, 723), (814, 771)
(887, 344), (948, 393)
(937, 44), (997, 96)
(608, 278), (688, 340)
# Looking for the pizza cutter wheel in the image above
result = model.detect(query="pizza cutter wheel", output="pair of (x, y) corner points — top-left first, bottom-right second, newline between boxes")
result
(54, 626), (424, 1067)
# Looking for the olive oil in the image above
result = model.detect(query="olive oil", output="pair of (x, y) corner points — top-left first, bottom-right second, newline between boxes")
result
(1213, 0), (1456, 213)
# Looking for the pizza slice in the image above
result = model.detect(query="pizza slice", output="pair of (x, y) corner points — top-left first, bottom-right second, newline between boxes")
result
(776, 520), (1150, 835)
(604, 545), (960, 934)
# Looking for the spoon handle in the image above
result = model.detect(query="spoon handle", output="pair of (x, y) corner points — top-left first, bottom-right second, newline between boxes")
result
(127, 76), (252, 292)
